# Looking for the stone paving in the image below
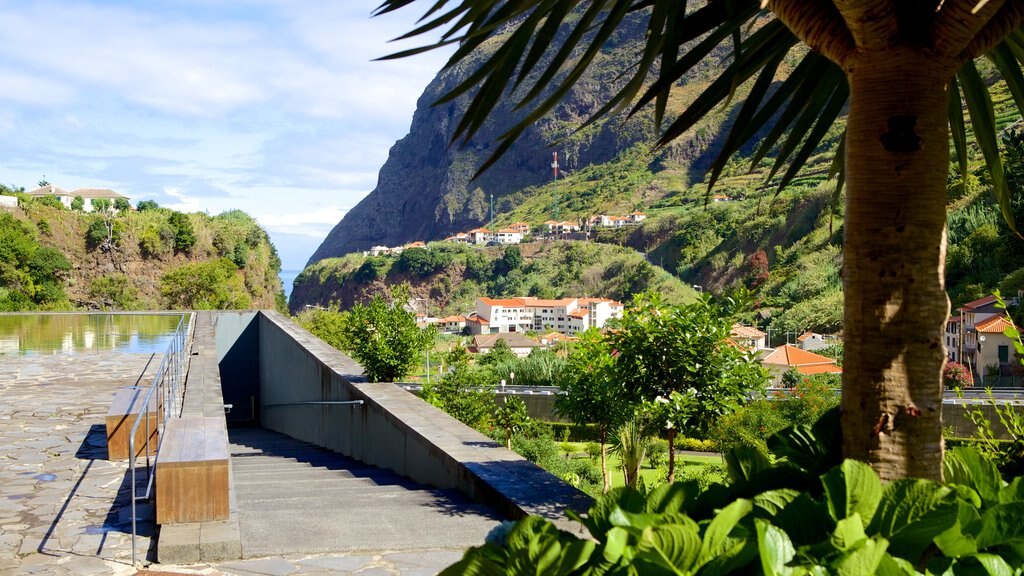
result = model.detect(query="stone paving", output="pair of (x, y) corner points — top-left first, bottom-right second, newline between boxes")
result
(0, 352), (163, 575)
(152, 548), (470, 575)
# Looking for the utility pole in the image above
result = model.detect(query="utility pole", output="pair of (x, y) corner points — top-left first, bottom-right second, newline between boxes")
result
(551, 151), (560, 221)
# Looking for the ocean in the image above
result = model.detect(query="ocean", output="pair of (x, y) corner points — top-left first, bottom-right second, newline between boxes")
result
(280, 269), (301, 301)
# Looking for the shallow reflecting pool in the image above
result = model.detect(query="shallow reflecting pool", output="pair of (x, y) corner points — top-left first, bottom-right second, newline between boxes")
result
(0, 313), (187, 356)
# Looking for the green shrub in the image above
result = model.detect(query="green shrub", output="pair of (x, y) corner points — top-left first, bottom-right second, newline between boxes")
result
(89, 274), (138, 310)
(36, 219), (50, 235)
(136, 199), (159, 211)
(71, 196), (84, 211)
(168, 211), (196, 252)
(160, 258), (251, 309)
(677, 437), (717, 452)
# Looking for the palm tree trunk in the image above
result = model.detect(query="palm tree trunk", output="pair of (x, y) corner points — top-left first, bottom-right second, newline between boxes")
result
(667, 428), (677, 484)
(841, 49), (952, 481)
(600, 427), (610, 493)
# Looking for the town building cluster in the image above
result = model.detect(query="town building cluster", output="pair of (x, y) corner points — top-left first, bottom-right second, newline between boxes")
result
(421, 296), (625, 338)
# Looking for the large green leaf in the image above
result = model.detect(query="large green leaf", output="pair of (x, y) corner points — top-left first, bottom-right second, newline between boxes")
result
(944, 447), (1004, 506)
(999, 477), (1024, 505)
(831, 514), (869, 552)
(868, 479), (958, 562)
(935, 501), (983, 557)
(752, 488), (802, 518)
(874, 553), (919, 576)
(821, 460), (883, 523)
(833, 537), (890, 576)
(724, 444), (771, 486)
(698, 498), (752, 563)
(975, 503), (1024, 550)
(772, 492), (836, 547)
(755, 518), (797, 576)
(767, 407), (842, 475)
(646, 481), (700, 515)
(635, 523), (702, 574)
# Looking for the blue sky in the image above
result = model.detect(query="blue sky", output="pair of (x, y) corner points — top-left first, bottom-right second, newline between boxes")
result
(0, 0), (453, 270)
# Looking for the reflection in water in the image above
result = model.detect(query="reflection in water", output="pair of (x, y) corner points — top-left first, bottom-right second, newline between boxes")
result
(0, 314), (185, 356)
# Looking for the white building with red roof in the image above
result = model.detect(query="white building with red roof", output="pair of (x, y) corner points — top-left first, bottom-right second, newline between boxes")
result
(470, 296), (624, 336)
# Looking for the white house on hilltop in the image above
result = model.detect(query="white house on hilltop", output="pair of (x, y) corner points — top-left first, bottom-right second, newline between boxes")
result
(26, 185), (130, 212)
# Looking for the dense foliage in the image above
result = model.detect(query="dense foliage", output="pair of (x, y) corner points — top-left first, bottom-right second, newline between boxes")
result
(160, 258), (252, 310)
(444, 409), (1024, 575)
(0, 212), (71, 311)
(0, 191), (284, 310)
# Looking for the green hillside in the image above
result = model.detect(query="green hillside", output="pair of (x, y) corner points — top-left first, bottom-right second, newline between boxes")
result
(0, 187), (285, 311)
(291, 241), (698, 316)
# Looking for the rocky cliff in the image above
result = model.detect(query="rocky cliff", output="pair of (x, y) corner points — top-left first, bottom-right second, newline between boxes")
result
(307, 14), (672, 264)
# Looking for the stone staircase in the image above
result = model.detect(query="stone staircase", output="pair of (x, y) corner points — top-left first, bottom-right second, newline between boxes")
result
(228, 428), (502, 559)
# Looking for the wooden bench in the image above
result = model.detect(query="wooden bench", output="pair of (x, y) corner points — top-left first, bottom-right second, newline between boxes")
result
(106, 387), (161, 460)
(156, 416), (230, 524)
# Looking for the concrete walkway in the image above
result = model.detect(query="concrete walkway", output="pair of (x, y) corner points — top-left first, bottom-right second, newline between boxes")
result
(151, 428), (502, 575)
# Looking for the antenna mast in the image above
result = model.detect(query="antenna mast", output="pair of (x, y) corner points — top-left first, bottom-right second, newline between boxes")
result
(551, 151), (560, 221)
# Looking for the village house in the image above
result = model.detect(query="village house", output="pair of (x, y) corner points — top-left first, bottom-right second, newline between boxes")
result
(796, 331), (832, 351)
(467, 227), (494, 245)
(0, 195), (16, 209)
(973, 315), (1020, 386)
(26, 185), (130, 212)
(494, 228), (524, 244)
(507, 222), (531, 235)
(760, 344), (843, 384)
(444, 233), (471, 244)
(730, 324), (768, 352)
(432, 315), (468, 334)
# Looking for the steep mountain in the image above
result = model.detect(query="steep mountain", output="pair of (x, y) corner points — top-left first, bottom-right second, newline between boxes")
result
(307, 13), (739, 264)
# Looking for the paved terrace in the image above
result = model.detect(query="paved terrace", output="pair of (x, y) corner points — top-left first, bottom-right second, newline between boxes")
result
(0, 311), (591, 575)
(0, 351), (162, 575)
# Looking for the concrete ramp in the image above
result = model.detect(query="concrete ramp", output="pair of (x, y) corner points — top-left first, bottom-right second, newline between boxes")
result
(229, 428), (503, 558)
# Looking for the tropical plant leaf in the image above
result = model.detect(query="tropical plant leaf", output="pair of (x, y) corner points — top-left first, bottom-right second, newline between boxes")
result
(724, 444), (771, 486)
(959, 60), (1018, 235)
(935, 501), (982, 557)
(752, 488), (802, 518)
(635, 523), (702, 574)
(699, 498), (752, 562)
(821, 459), (883, 523)
(868, 479), (958, 563)
(755, 518), (797, 576)
(944, 447), (1004, 506)
(833, 537), (890, 576)
(975, 503), (1024, 550)
(767, 406), (842, 475)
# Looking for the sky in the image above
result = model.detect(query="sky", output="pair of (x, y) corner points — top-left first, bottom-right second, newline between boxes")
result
(0, 0), (454, 270)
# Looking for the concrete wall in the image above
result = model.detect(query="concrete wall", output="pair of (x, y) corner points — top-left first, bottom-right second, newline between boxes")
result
(237, 311), (590, 526)
(214, 312), (260, 424)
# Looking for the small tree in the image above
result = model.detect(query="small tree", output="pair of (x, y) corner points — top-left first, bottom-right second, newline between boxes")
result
(556, 329), (632, 493)
(478, 338), (517, 366)
(339, 295), (435, 382)
(136, 200), (159, 211)
(160, 258), (251, 309)
(114, 198), (130, 213)
(422, 344), (495, 429)
(70, 196), (84, 211)
(494, 396), (529, 449)
(608, 292), (770, 482)
(168, 211), (197, 252)
(296, 305), (348, 351)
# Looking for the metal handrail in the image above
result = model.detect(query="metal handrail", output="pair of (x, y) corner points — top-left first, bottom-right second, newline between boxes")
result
(127, 313), (190, 567)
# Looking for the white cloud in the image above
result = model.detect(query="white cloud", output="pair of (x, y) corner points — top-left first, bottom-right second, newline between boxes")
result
(0, 0), (456, 268)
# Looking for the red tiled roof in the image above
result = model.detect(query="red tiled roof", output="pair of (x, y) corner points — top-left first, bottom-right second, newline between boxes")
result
(520, 297), (576, 307)
(731, 324), (766, 339)
(797, 364), (844, 375)
(976, 314), (1015, 334)
(796, 331), (818, 342)
(568, 310), (588, 318)
(479, 297), (527, 307)
(438, 315), (466, 323)
(961, 295), (998, 311)
(762, 344), (838, 367)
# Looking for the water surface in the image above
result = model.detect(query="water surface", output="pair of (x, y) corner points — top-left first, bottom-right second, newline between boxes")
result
(0, 314), (185, 356)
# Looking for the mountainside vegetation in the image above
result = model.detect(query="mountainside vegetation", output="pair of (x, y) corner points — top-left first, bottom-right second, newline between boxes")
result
(0, 186), (284, 311)
(291, 241), (696, 316)
(297, 15), (1023, 326)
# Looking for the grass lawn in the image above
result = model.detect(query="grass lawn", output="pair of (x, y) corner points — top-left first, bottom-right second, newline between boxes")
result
(557, 441), (725, 490)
